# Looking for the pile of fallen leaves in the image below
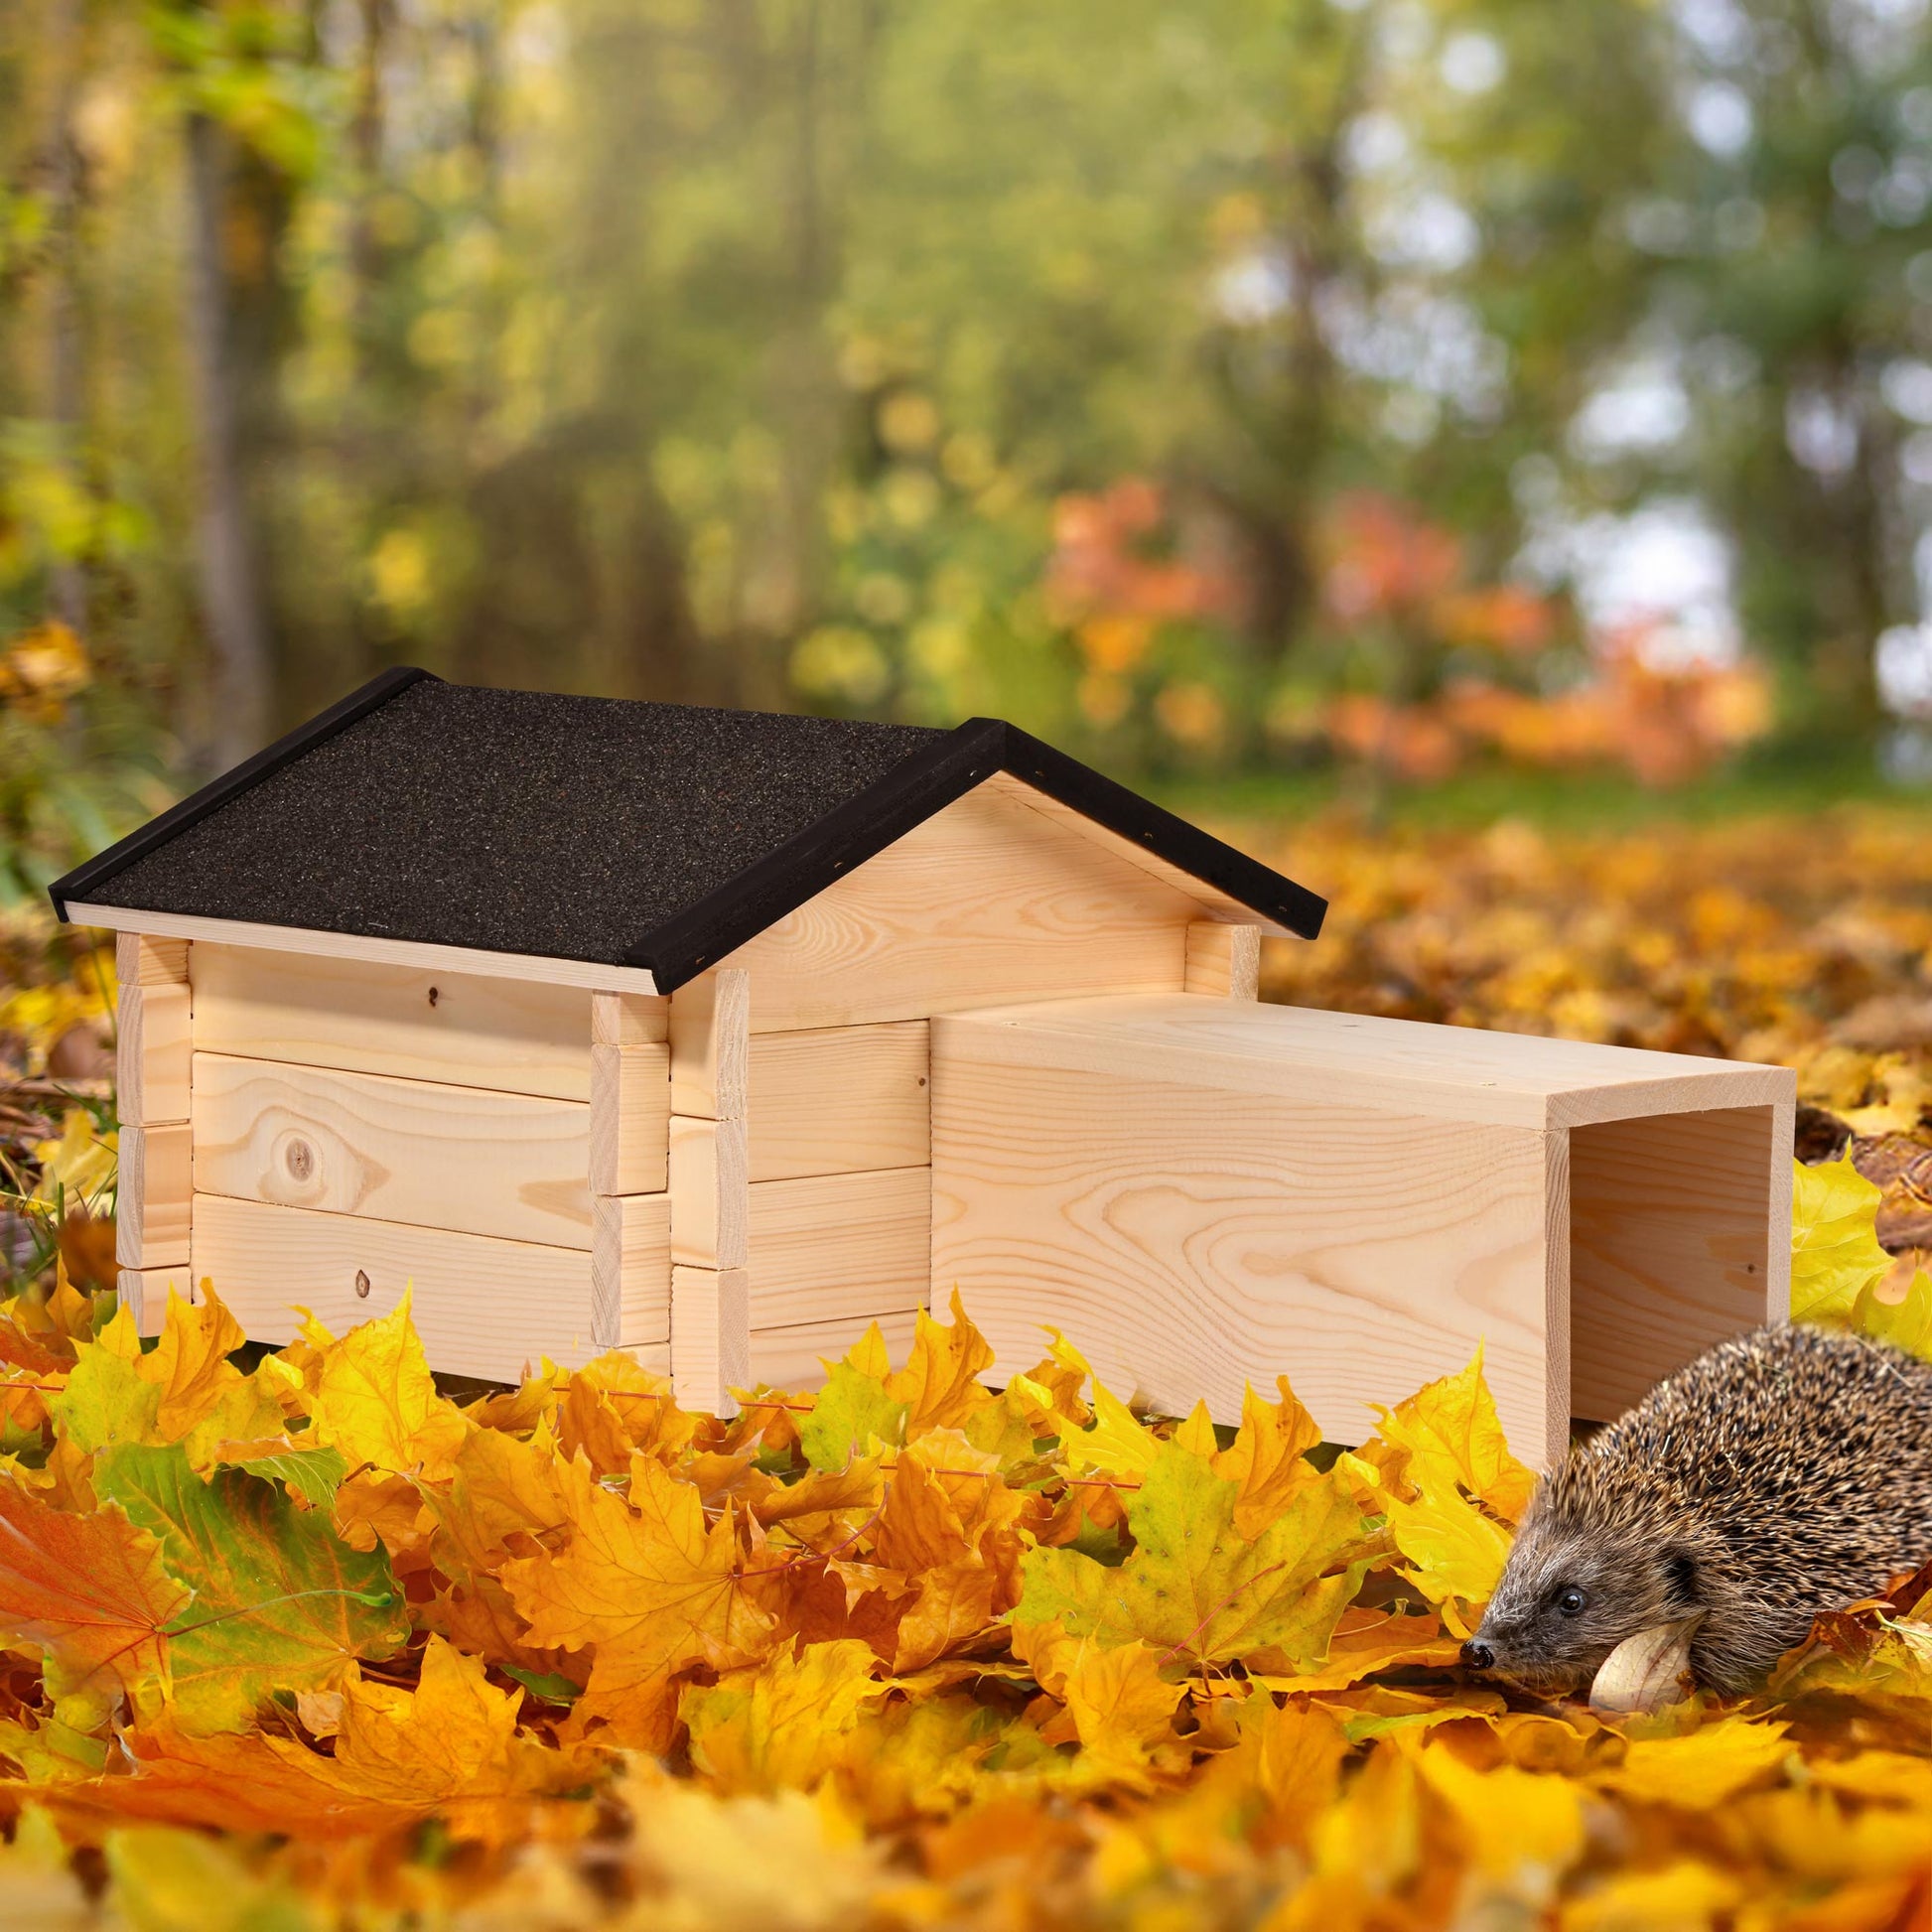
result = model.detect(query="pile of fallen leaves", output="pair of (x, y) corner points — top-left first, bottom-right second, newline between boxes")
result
(0, 1253), (1927, 1931)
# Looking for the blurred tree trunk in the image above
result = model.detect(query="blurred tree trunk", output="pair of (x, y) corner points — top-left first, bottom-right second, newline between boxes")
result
(41, 0), (87, 634)
(183, 111), (272, 764)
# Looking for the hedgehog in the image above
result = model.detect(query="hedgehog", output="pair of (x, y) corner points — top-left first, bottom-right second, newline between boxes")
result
(1462, 1323), (1932, 1697)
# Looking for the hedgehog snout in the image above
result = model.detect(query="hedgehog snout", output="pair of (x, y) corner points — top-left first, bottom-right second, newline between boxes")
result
(1460, 1639), (1494, 1671)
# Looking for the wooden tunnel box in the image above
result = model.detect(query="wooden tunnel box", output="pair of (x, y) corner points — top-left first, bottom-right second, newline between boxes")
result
(931, 997), (1795, 1465)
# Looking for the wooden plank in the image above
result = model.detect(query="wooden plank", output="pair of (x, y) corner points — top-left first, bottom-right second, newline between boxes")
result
(748, 1022), (930, 1182)
(669, 968), (750, 1119)
(748, 1309), (922, 1396)
(720, 781), (1196, 1033)
(669, 1114), (749, 1268)
(116, 933), (188, 986)
(68, 902), (659, 997)
(671, 1265), (750, 1415)
(191, 1193), (603, 1378)
(118, 1266), (195, 1339)
(981, 772), (1292, 933)
(1183, 922), (1261, 1000)
(117, 984), (192, 1127)
(591, 1192), (673, 1350)
(116, 1123), (193, 1268)
(192, 942), (594, 1101)
(1568, 1103), (1785, 1423)
(590, 1043), (671, 1195)
(748, 1167), (930, 1331)
(592, 991), (670, 1047)
(191, 1053), (593, 1249)
(933, 998), (1794, 1132)
(930, 1040), (1559, 1456)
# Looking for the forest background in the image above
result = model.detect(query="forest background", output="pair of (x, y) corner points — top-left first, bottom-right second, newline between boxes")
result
(1, 0), (1932, 869)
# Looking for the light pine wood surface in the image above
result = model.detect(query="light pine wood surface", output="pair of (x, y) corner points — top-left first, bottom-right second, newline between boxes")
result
(719, 781), (1200, 1033)
(70, 903), (660, 996)
(668, 1114), (750, 1268)
(592, 990), (671, 1046)
(192, 942), (596, 1100)
(116, 983), (192, 1127)
(118, 1265), (194, 1337)
(671, 1265), (751, 1413)
(1183, 922), (1262, 1000)
(116, 1122), (193, 1268)
(590, 1192), (673, 1349)
(116, 933), (188, 986)
(191, 1052), (594, 1249)
(192, 1192), (608, 1377)
(930, 1034), (1562, 1456)
(747, 1166), (931, 1331)
(669, 968), (750, 1119)
(935, 997), (1793, 1130)
(748, 1022), (930, 1181)
(1568, 1101), (1788, 1420)
(749, 1308), (922, 1395)
(589, 1043), (672, 1195)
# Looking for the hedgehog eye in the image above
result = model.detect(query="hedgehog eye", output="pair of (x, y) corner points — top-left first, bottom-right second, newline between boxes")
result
(1555, 1587), (1587, 1617)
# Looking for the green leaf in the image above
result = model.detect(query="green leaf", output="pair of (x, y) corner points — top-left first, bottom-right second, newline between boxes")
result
(1013, 1442), (1373, 1671)
(93, 1444), (409, 1733)
(1790, 1154), (1891, 1323)
(500, 1665), (582, 1708)
(800, 1361), (907, 1474)
(224, 1445), (349, 1511)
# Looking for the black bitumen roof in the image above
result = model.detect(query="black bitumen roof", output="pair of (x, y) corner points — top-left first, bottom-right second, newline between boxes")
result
(51, 670), (1325, 991)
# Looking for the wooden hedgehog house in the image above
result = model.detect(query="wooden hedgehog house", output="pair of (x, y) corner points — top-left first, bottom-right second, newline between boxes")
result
(53, 669), (1798, 1465)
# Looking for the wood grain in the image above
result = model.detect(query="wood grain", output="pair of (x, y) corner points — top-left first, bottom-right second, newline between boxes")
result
(191, 1053), (593, 1249)
(747, 1166), (930, 1331)
(117, 984), (192, 1127)
(69, 902), (659, 996)
(671, 1265), (751, 1415)
(592, 990), (670, 1046)
(934, 997), (1794, 1131)
(748, 1022), (930, 1181)
(720, 781), (1197, 1033)
(1183, 922), (1261, 1000)
(118, 1265), (195, 1338)
(1568, 1103), (1784, 1422)
(192, 942), (595, 1100)
(116, 1123), (193, 1268)
(192, 1192), (606, 1378)
(589, 1043), (671, 1195)
(669, 1114), (750, 1268)
(669, 968), (750, 1119)
(591, 1192), (673, 1349)
(116, 933), (188, 986)
(930, 1037), (1558, 1455)
(749, 1309), (922, 1395)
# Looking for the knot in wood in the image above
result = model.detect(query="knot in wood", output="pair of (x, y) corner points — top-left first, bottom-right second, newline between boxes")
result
(284, 1137), (316, 1182)
(354, 1269), (371, 1299)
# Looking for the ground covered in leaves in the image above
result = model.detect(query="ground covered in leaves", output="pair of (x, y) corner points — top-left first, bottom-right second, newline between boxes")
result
(0, 803), (1927, 1929)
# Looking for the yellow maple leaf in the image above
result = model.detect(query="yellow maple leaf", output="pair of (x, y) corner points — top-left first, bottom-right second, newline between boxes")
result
(1557, 1859), (1741, 1932)
(1595, 1720), (1793, 1808)
(1853, 1266), (1932, 1362)
(1214, 1376), (1323, 1538)
(1369, 1344), (1535, 1524)
(683, 1638), (886, 1794)
(303, 1293), (466, 1480)
(883, 1291), (996, 1436)
(504, 1450), (774, 1742)
(1790, 1154), (1891, 1322)
(138, 1288), (247, 1440)
(1416, 1738), (1587, 1893)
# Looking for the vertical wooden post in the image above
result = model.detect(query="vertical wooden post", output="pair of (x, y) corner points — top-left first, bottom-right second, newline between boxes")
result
(668, 969), (752, 1412)
(115, 935), (193, 1334)
(589, 991), (670, 1351)
(1183, 922), (1261, 1001)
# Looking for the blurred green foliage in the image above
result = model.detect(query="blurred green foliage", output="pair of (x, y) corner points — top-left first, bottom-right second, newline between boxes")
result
(0, 0), (1928, 890)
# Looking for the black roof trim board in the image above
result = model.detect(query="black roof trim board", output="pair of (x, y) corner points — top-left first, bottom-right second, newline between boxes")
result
(626, 718), (1327, 990)
(50, 673), (1326, 990)
(49, 665), (437, 920)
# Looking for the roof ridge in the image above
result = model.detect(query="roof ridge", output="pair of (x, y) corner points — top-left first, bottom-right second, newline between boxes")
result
(49, 666), (437, 920)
